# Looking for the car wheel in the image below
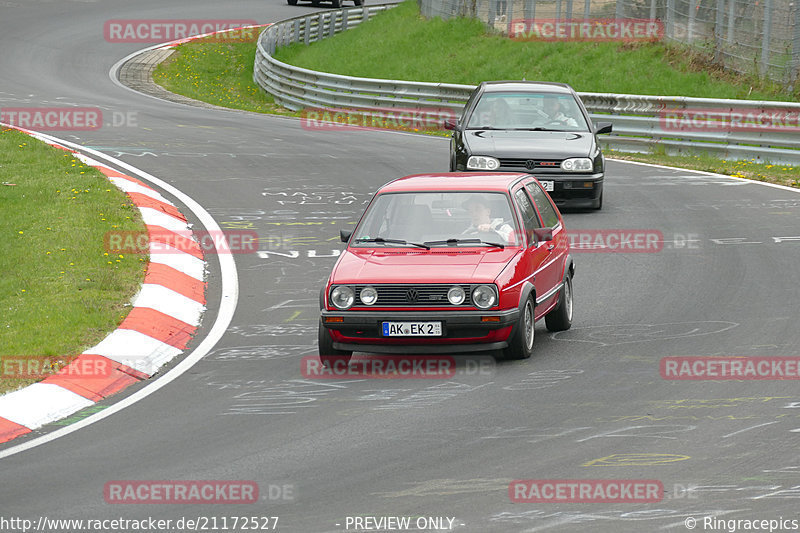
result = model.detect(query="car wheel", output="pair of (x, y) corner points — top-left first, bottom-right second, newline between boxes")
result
(331, 0), (342, 7)
(501, 296), (534, 360)
(287, 0), (298, 4)
(354, 0), (364, 5)
(318, 321), (352, 366)
(545, 272), (573, 332)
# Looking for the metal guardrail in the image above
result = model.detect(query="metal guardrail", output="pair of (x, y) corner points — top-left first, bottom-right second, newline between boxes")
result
(254, 4), (800, 164)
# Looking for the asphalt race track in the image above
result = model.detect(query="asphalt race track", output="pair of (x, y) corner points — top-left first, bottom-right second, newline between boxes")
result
(2, 1), (800, 531)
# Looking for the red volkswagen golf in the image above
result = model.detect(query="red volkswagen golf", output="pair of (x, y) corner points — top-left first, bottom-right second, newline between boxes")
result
(319, 173), (574, 364)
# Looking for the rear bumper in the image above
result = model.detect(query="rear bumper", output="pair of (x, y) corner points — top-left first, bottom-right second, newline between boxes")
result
(321, 308), (518, 353)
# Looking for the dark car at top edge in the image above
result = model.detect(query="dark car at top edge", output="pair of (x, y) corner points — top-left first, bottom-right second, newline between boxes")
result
(446, 81), (612, 210)
(318, 172), (574, 365)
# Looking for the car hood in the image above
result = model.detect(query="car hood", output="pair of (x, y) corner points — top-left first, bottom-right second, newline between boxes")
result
(331, 248), (520, 284)
(464, 129), (594, 158)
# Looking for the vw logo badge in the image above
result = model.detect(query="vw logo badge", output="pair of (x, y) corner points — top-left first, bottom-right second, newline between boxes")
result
(406, 288), (419, 302)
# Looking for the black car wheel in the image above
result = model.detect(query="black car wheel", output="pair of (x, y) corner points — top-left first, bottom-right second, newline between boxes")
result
(545, 272), (573, 332)
(501, 296), (534, 360)
(287, 0), (298, 4)
(331, 0), (342, 7)
(354, 0), (364, 5)
(318, 321), (352, 366)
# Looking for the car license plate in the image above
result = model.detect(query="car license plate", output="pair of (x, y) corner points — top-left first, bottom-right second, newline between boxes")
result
(540, 180), (554, 192)
(382, 322), (442, 337)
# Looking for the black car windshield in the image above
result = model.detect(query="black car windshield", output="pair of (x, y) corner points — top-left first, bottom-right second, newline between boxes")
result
(466, 91), (590, 132)
(352, 191), (521, 247)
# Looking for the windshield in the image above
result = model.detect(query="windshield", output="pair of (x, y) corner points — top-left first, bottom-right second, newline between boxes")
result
(352, 191), (521, 247)
(466, 91), (589, 132)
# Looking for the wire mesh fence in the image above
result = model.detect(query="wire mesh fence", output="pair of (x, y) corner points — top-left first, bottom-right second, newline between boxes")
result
(418, 0), (800, 88)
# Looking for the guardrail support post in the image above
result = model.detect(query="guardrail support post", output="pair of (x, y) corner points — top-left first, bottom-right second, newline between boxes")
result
(793, 0), (800, 87)
(760, 0), (773, 77)
(524, 0), (536, 23)
(666, 0), (674, 40)
(714, 0), (724, 63)
(726, 0), (735, 44)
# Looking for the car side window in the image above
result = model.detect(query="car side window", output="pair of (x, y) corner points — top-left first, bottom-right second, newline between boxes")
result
(513, 189), (542, 243)
(526, 182), (560, 228)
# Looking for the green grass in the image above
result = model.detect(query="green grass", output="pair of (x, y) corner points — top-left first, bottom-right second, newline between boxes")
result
(274, 0), (797, 101)
(0, 128), (146, 394)
(153, 27), (291, 115)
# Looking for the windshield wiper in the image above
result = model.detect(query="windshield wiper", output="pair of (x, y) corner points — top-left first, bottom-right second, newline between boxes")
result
(424, 238), (504, 249)
(355, 237), (430, 250)
(512, 127), (562, 131)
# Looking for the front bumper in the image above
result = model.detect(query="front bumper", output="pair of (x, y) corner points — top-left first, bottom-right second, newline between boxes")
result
(536, 174), (603, 208)
(320, 308), (519, 354)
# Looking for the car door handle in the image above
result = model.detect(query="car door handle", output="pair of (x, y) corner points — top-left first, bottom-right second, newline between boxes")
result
(547, 244), (555, 251)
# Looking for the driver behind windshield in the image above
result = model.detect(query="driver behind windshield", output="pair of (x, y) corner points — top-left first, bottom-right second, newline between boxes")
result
(541, 96), (579, 128)
(462, 195), (514, 242)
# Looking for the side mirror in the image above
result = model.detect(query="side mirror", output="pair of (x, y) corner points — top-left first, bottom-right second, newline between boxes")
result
(443, 118), (457, 130)
(340, 229), (352, 243)
(533, 228), (553, 244)
(594, 122), (613, 135)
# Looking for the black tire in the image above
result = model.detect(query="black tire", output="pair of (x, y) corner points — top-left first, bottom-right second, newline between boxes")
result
(354, 0), (364, 5)
(545, 272), (573, 332)
(318, 321), (352, 366)
(331, 0), (342, 7)
(501, 296), (535, 360)
(287, 0), (298, 4)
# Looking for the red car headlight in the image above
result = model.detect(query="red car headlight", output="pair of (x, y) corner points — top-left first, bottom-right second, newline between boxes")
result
(472, 285), (497, 309)
(330, 285), (355, 310)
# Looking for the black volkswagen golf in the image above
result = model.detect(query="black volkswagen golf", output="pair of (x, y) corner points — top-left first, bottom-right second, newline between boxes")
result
(446, 81), (612, 209)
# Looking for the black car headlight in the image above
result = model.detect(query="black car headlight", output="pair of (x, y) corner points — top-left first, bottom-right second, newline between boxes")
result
(560, 158), (593, 172)
(467, 156), (500, 170)
(330, 285), (355, 310)
(472, 285), (497, 309)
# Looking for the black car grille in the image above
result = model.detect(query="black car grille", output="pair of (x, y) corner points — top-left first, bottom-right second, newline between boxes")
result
(354, 284), (474, 307)
(499, 158), (563, 171)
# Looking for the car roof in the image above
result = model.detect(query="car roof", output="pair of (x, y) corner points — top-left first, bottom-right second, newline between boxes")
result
(378, 172), (530, 193)
(480, 81), (574, 94)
